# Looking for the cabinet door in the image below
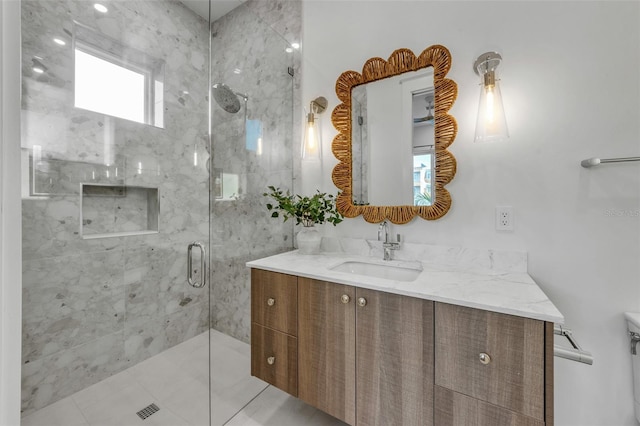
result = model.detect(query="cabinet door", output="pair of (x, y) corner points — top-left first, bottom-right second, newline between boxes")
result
(435, 386), (544, 426)
(356, 289), (434, 426)
(435, 303), (545, 420)
(298, 277), (356, 426)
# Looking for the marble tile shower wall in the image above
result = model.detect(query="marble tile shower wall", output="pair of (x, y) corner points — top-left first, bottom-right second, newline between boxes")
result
(20, 0), (210, 415)
(209, 0), (300, 342)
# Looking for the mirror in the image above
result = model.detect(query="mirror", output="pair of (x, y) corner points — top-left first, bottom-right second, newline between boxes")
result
(351, 70), (435, 206)
(331, 45), (458, 223)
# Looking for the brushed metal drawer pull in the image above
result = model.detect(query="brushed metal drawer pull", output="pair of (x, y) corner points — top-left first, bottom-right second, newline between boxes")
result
(357, 297), (367, 307)
(267, 356), (275, 365)
(267, 298), (275, 306)
(479, 352), (491, 365)
(341, 294), (350, 304)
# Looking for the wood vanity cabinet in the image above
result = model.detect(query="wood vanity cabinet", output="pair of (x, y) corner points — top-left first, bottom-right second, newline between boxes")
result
(250, 269), (298, 396)
(435, 386), (546, 426)
(297, 278), (434, 426)
(298, 277), (357, 424)
(250, 269), (554, 426)
(354, 287), (434, 426)
(434, 303), (554, 426)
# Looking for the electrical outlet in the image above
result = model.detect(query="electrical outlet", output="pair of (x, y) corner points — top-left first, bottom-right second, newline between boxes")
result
(496, 206), (514, 231)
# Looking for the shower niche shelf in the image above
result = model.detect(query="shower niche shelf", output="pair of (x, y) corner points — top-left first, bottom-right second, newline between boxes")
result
(80, 183), (159, 239)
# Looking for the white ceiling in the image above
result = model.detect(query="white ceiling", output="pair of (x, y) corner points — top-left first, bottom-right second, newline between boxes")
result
(179, 0), (247, 22)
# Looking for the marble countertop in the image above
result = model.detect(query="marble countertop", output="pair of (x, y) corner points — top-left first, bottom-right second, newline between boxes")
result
(247, 245), (564, 324)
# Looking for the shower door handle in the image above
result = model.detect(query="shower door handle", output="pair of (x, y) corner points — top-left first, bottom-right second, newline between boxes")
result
(187, 242), (206, 288)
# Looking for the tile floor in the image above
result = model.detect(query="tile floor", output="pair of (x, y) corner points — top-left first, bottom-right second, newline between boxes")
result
(21, 330), (346, 426)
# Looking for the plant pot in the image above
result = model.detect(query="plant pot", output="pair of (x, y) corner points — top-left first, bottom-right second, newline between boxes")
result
(296, 225), (321, 255)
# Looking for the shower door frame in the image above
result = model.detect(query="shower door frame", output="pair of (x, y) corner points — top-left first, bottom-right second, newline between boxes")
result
(0, 0), (23, 423)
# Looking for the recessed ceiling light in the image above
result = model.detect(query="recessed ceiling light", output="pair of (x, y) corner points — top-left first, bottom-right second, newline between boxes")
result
(53, 38), (66, 46)
(32, 67), (44, 74)
(291, 42), (300, 49)
(94, 3), (108, 13)
(285, 47), (293, 53)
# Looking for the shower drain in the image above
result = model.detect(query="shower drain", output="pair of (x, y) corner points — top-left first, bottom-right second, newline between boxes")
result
(136, 403), (160, 420)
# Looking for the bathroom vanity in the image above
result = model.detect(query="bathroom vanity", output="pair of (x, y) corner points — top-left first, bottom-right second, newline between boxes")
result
(247, 241), (563, 426)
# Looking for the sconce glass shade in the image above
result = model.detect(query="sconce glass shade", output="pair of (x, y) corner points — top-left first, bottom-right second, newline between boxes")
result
(474, 52), (509, 142)
(302, 112), (321, 160)
(302, 97), (327, 161)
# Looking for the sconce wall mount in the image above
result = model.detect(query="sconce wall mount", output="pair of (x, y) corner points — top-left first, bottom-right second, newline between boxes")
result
(302, 96), (327, 160)
(474, 52), (502, 86)
(310, 96), (328, 115)
(474, 51), (508, 143)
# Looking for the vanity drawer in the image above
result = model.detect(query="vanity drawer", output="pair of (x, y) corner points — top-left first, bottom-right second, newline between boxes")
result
(251, 323), (298, 396)
(435, 303), (545, 420)
(435, 386), (545, 426)
(251, 269), (297, 336)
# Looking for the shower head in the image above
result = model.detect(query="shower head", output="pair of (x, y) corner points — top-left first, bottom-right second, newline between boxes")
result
(212, 83), (247, 114)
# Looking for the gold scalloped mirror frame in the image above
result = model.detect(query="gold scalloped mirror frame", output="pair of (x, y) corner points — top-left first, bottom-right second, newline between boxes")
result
(331, 45), (458, 224)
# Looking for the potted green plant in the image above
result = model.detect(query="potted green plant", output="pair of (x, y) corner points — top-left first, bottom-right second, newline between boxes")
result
(264, 186), (343, 254)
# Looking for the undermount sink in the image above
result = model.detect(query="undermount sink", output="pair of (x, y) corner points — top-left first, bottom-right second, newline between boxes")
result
(329, 260), (422, 282)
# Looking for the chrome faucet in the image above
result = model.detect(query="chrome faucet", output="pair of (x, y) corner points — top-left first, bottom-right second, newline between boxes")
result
(378, 220), (400, 261)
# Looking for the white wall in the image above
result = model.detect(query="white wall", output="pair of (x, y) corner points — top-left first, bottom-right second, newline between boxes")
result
(0, 0), (22, 425)
(301, 1), (640, 425)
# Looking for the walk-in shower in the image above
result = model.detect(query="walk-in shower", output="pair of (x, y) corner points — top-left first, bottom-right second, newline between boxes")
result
(19, 0), (298, 424)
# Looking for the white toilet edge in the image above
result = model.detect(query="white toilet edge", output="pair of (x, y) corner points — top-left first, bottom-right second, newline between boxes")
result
(626, 312), (640, 331)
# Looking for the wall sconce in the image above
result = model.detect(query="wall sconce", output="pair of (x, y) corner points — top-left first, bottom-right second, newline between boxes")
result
(474, 52), (508, 142)
(302, 96), (327, 160)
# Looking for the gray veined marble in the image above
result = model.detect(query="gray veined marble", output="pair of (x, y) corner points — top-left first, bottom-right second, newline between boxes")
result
(208, 1), (297, 343)
(247, 237), (564, 324)
(20, 0), (300, 416)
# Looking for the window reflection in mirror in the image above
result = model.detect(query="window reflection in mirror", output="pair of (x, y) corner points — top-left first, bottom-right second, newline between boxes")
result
(351, 68), (434, 206)
(413, 153), (433, 205)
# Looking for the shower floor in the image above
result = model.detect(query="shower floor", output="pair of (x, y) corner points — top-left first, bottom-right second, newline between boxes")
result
(21, 330), (346, 426)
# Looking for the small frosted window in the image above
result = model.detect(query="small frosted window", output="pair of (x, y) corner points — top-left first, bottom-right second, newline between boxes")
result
(72, 22), (164, 128)
(75, 49), (146, 124)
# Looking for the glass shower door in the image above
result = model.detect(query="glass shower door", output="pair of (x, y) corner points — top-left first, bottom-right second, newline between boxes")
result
(20, 1), (212, 424)
(207, 1), (296, 424)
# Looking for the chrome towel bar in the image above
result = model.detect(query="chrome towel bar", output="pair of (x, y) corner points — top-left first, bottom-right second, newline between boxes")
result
(554, 324), (593, 365)
(581, 156), (640, 168)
